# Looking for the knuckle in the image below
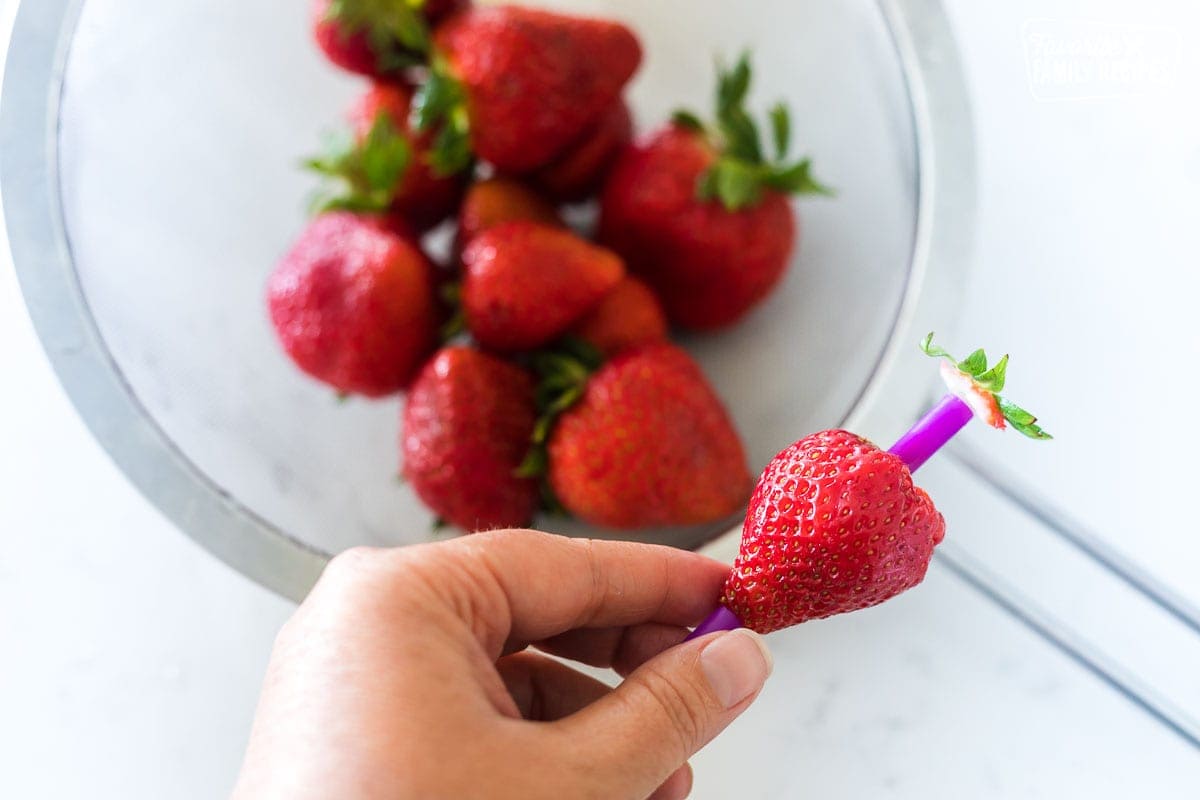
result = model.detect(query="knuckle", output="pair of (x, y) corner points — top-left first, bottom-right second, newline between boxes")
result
(322, 545), (384, 583)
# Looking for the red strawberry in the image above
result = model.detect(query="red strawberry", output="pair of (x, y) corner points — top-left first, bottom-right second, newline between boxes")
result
(599, 54), (829, 330)
(530, 101), (634, 203)
(456, 178), (563, 252)
(417, 7), (642, 174)
(570, 276), (668, 357)
(308, 83), (466, 232)
(546, 344), (751, 528)
(403, 347), (539, 530)
(723, 429), (945, 634)
(267, 212), (438, 397)
(462, 222), (624, 352)
(312, 0), (458, 79)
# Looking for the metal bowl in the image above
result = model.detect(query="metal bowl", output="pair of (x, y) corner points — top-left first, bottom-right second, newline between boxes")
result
(2, 0), (973, 601)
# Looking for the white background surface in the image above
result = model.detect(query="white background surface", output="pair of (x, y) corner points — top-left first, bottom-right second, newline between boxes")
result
(4, 0), (1200, 797)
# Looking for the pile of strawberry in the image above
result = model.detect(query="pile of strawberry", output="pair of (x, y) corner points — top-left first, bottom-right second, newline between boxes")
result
(268, 1), (828, 533)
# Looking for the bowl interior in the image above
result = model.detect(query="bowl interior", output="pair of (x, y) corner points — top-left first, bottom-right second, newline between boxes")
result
(57, 0), (917, 554)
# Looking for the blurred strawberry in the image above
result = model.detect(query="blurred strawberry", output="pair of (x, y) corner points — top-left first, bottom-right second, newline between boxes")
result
(570, 276), (668, 357)
(311, 0), (458, 78)
(457, 178), (563, 252)
(403, 347), (539, 530)
(542, 344), (751, 528)
(462, 222), (624, 352)
(414, 6), (642, 174)
(600, 53), (830, 330)
(307, 82), (467, 232)
(267, 211), (438, 397)
(530, 101), (634, 203)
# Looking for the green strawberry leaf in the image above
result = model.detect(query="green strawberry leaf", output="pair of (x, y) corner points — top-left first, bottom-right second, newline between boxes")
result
(557, 335), (604, 371)
(999, 396), (1052, 440)
(671, 109), (706, 132)
(958, 348), (988, 377)
(975, 354), (1009, 393)
(763, 158), (834, 196)
(412, 69), (461, 131)
(518, 339), (613, 516)
(716, 52), (752, 115)
(769, 103), (790, 161)
(412, 64), (474, 177)
(514, 447), (548, 479)
(920, 331), (955, 361)
(720, 107), (763, 164)
(305, 113), (411, 215)
(691, 51), (832, 211)
(707, 158), (765, 212)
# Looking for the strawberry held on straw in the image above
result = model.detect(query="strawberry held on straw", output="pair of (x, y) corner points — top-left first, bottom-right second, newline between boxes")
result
(689, 334), (1051, 637)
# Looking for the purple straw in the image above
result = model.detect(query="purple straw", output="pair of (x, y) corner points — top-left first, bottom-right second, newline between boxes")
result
(684, 393), (974, 640)
(886, 393), (974, 472)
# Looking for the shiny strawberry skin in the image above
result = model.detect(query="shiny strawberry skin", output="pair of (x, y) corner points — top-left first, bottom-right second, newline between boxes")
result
(456, 178), (563, 253)
(599, 125), (797, 330)
(435, 6), (642, 173)
(548, 344), (751, 529)
(724, 429), (946, 634)
(462, 222), (624, 352)
(531, 100), (634, 203)
(349, 83), (466, 231)
(570, 276), (668, 357)
(267, 212), (439, 397)
(403, 347), (539, 531)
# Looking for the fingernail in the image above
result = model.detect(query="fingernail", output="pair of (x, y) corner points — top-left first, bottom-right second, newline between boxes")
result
(700, 628), (773, 708)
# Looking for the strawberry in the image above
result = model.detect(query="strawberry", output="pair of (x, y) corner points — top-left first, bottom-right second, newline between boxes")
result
(403, 347), (539, 530)
(723, 429), (945, 634)
(530, 101), (634, 203)
(462, 222), (624, 352)
(456, 178), (563, 252)
(415, 6), (642, 174)
(307, 83), (466, 232)
(570, 276), (668, 357)
(267, 211), (438, 397)
(599, 54), (830, 330)
(543, 344), (751, 529)
(311, 0), (458, 78)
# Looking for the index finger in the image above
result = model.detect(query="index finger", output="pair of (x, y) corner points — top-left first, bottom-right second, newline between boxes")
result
(431, 529), (731, 656)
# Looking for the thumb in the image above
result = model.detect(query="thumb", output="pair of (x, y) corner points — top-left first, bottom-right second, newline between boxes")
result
(559, 628), (773, 798)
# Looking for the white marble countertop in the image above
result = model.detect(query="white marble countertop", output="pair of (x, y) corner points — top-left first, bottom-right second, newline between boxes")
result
(4, 0), (1200, 796)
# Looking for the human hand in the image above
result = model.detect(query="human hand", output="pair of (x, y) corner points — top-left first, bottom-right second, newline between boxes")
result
(232, 529), (773, 799)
